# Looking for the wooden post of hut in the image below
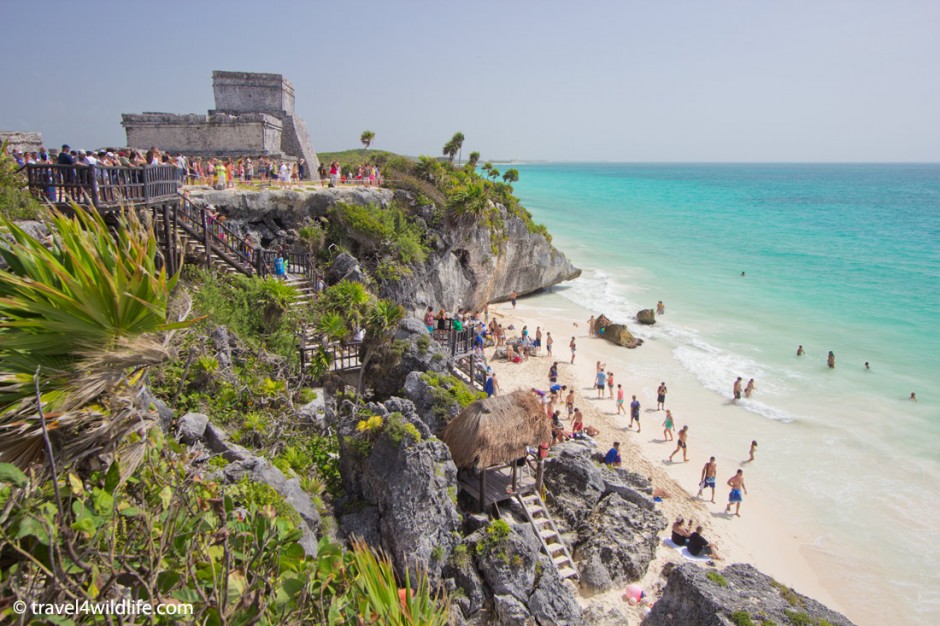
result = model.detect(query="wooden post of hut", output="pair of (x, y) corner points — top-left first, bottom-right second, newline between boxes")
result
(478, 470), (487, 513)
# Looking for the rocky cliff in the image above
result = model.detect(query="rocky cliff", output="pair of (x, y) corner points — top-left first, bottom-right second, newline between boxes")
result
(187, 187), (581, 313)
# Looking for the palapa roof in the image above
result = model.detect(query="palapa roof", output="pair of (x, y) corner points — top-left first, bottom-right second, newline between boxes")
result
(443, 390), (551, 469)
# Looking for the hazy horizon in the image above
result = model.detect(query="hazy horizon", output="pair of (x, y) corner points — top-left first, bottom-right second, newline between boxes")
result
(2, 0), (939, 163)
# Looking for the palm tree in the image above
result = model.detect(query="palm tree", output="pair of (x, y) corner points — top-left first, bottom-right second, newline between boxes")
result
(442, 140), (457, 164)
(451, 132), (465, 166)
(360, 130), (375, 150)
(0, 207), (189, 471)
(502, 168), (519, 184)
(446, 181), (488, 219)
(481, 162), (493, 176)
(466, 151), (481, 170)
(356, 299), (405, 393)
(488, 167), (501, 184)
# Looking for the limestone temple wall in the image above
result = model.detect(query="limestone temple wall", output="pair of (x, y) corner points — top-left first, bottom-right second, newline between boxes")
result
(1, 130), (44, 154)
(121, 71), (318, 176)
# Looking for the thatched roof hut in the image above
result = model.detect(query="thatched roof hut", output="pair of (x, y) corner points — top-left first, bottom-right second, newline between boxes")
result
(443, 390), (550, 469)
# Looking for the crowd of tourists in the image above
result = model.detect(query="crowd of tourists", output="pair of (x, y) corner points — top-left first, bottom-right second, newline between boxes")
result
(7, 144), (383, 190)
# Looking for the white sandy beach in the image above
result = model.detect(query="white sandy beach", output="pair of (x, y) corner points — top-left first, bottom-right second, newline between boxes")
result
(484, 294), (858, 625)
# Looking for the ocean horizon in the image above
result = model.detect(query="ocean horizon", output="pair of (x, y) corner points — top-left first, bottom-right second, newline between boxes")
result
(510, 161), (940, 625)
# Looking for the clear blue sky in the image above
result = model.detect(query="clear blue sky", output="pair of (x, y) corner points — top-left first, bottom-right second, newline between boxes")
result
(2, 0), (938, 162)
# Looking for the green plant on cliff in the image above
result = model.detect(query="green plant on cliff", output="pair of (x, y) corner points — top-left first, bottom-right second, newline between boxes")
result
(0, 207), (188, 471)
(0, 141), (45, 220)
(420, 372), (486, 419)
(327, 202), (429, 279)
(707, 571), (729, 587)
(360, 130), (376, 149)
(0, 430), (447, 625)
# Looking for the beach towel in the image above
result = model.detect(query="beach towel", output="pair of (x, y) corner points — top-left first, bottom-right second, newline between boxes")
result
(662, 538), (712, 562)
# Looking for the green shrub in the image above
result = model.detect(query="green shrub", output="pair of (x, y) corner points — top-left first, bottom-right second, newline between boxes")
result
(707, 571), (728, 587)
(783, 611), (813, 626)
(730, 612), (756, 626)
(385, 412), (422, 446)
(0, 431), (448, 624)
(771, 579), (803, 607)
(451, 543), (470, 568)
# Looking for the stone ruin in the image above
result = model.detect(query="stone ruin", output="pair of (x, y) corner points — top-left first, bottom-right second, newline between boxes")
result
(121, 71), (319, 177)
(1, 131), (44, 154)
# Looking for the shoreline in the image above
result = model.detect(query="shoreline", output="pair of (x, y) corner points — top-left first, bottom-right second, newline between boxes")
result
(484, 293), (859, 625)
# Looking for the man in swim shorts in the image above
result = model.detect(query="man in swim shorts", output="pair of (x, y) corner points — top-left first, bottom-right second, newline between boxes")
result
(510, 290), (517, 309)
(595, 370), (606, 398)
(725, 469), (748, 517)
(656, 382), (667, 410)
(629, 395), (641, 432)
(733, 377), (743, 402)
(668, 426), (688, 462)
(696, 456), (718, 502)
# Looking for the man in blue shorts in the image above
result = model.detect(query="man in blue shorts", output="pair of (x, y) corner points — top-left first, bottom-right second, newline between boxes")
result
(725, 469), (748, 517)
(696, 456), (718, 503)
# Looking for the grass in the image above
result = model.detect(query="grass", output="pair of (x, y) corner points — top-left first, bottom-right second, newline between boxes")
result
(707, 571), (728, 587)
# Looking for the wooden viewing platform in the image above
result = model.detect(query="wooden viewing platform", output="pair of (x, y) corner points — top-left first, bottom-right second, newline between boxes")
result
(25, 163), (181, 211)
(458, 463), (537, 509)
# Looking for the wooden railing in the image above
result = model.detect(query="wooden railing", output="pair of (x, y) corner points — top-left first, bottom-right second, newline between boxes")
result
(25, 164), (181, 209)
(299, 339), (362, 372)
(431, 327), (476, 358)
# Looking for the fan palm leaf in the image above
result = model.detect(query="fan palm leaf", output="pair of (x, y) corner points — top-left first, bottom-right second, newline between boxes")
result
(0, 206), (189, 470)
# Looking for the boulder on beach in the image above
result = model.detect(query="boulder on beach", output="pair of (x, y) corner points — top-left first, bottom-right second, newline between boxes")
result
(604, 324), (642, 349)
(636, 309), (656, 325)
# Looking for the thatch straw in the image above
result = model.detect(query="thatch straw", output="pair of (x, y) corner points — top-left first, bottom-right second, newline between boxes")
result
(443, 390), (550, 469)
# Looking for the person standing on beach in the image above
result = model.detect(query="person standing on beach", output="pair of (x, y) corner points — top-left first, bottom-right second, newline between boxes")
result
(668, 426), (688, 462)
(733, 377), (743, 402)
(587, 315), (595, 337)
(616, 384), (626, 415)
(748, 440), (758, 462)
(510, 290), (517, 309)
(629, 395), (641, 432)
(607, 371), (615, 399)
(569, 337), (576, 364)
(657, 301), (665, 315)
(662, 410), (675, 441)
(796, 345), (805, 356)
(725, 469), (748, 517)
(697, 456), (718, 502)
(744, 379), (756, 399)
(548, 362), (559, 384)
(566, 389), (575, 419)
(656, 382), (668, 410)
(535, 327), (542, 355)
(484, 371), (499, 397)
(827, 351), (835, 368)
(595, 370), (606, 398)
(546, 332), (553, 356)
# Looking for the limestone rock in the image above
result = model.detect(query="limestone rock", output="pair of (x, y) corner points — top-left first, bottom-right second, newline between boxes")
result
(604, 323), (642, 348)
(326, 251), (367, 285)
(542, 443), (609, 528)
(444, 550), (487, 619)
(543, 443), (665, 590)
(595, 314), (612, 331)
(370, 320), (450, 401)
(222, 455), (322, 555)
(177, 412), (209, 445)
(338, 504), (381, 548)
(575, 493), (666, 590)
(337, 397), (460, 585)
(643, 563), (856, 626)
(470, 525), (581, 625)
(637, 308), (657, 325)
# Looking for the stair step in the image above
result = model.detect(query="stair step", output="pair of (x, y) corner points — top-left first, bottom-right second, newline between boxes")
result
(539, 529), (558, 540)
(552, 555), (572, 566)
(557, 567), (579, 579)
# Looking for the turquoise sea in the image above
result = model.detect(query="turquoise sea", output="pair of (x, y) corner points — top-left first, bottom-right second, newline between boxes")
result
(510, 163), (940, 624)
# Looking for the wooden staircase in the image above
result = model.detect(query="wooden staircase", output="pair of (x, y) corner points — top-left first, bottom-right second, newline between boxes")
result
(515, 490), (579, 581)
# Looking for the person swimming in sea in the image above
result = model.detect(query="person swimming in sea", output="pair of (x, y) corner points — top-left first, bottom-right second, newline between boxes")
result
(910, 392), (917, 402)
(827, 351), (835, 369)
(796, 345), (805, 356)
